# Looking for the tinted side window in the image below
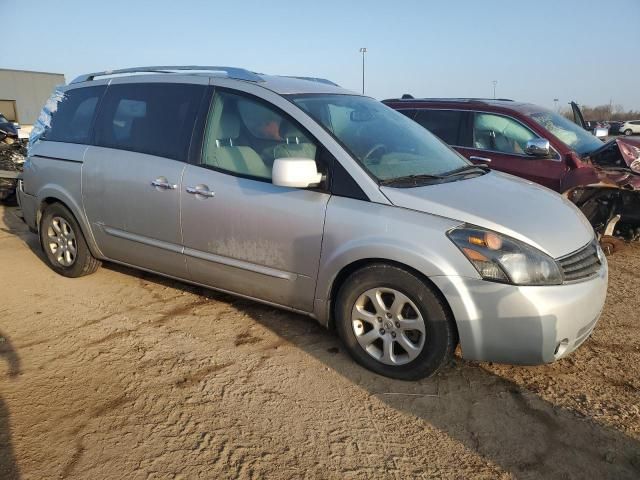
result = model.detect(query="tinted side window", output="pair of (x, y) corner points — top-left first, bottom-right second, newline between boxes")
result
(94, 83), (205, 160)
(44, 86), (105, 144)
(413, 109), (463, 144)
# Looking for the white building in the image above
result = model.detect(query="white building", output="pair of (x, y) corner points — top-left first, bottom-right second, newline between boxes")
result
(0, 69), (66, 130)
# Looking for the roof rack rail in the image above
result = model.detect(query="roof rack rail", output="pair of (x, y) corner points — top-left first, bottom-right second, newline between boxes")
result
(383, 97), (514, 103)
(70, 66), (264, 84)
(280, 76), (339, 87)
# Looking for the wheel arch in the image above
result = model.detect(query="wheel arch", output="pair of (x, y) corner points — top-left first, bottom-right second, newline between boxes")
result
(36, 189), (103, 259)
(325, 258), (459, 343)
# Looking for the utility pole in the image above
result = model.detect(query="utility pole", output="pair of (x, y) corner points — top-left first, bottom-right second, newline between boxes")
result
(359, 47), (367, 95)
(492, 80), (498, 99)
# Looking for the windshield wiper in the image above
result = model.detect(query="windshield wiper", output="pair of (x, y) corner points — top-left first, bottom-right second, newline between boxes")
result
(442, 164), (490, 178)
(379, 173), (444, 187)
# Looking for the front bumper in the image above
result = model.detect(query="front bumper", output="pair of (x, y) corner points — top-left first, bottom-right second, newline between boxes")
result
(431, 263), (608, 364)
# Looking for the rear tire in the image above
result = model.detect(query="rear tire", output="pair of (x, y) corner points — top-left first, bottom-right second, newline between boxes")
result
(335, 263), (457, 380)
(39, 203), (101, 277)
(624, 129), (633, 136)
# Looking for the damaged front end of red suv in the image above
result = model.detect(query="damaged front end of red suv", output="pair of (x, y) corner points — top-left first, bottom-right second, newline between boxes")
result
(564, 137), (640, 250)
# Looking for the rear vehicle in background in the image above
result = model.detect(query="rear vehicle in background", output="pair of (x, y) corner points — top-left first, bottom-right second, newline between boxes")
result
(608, 121), (624, 135)
(620, 120), (640, 136)
(0, 113), (19, 142)
(568, 102), (609, 139)
(584, 120), (608, 137)
(18, 67), (607, 380)
(384, 97), (640, 244)
(0, 113), (25, 202)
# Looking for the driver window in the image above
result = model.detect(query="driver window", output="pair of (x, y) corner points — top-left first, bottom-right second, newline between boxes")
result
(473, 113), (537, 155)
(202, 91), (319, 180)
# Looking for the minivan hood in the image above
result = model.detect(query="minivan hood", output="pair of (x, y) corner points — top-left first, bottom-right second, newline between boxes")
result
(380, 171), (594, 258)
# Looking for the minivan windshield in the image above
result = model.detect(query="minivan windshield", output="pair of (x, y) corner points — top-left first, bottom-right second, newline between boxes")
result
(290, 95), (471, 183)
(529, 110), (603, 156)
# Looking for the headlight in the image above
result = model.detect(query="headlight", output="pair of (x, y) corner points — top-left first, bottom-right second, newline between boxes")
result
(447, 226), (563, 286)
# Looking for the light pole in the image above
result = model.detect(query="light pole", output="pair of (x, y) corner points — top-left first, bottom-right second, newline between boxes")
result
(359, 47), (367, 95)
(492, 80), (497, 99)
(554, 98), (559, 112)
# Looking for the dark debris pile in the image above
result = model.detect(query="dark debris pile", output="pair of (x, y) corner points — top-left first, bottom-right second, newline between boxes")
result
(0, 141), (27, 172)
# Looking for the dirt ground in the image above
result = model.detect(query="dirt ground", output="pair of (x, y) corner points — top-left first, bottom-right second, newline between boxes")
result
(0, 204), (639, 480)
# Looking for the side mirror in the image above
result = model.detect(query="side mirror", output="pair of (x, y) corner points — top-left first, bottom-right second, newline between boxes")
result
(272, 158), (322, 188)
(525, 138), (551, 157)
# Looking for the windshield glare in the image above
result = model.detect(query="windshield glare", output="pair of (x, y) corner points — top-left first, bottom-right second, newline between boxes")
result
(529, 110), (603, 156)
(290, 95), (469, 181)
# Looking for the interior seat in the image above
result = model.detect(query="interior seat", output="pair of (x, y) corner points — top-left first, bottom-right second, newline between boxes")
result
(204, 97), (271, 179)
(270, 123), (317, 161)
(474, 129), (495, 150)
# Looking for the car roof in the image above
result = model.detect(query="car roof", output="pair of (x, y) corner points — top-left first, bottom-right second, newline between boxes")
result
(382, 97), (550, 115)
(258, 74), (355, 95)
(68, 66), (356, 96)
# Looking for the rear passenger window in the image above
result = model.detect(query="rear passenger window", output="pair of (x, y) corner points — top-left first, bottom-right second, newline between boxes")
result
(44, 86), (105, 144)
(94, 83), (205, 160)
(413, 110), (463, 144)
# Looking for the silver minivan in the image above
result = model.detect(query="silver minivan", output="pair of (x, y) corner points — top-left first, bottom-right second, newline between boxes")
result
(18, 66), (608, 380)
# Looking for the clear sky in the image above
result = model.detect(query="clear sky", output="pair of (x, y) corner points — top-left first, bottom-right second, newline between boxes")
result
(4, 0), (640, 109)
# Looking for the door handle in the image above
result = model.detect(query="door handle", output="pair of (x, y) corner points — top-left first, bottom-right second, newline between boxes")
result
(470, 156), (492, 163)
(151, 177), (177, 189)
(186, 185), (215, 198)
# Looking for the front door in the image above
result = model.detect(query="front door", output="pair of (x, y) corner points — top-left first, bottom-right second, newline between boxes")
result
(180, 89), (330, 311)
(456, 112), (567, 192)
(82, 81), (206, 276)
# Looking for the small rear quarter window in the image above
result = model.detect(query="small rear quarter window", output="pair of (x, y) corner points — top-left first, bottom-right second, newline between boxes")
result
(44, 86), (105, 144)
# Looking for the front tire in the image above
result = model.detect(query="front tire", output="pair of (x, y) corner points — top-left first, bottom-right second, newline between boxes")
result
(39, 203), (101, 277)
(335, 264), (457, 380)
(624, 129), (633, 136)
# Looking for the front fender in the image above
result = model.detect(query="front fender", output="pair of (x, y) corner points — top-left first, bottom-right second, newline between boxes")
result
(313, 196), (479, 325)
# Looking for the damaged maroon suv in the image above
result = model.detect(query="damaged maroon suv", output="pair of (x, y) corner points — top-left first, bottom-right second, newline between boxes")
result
(383, 98), (640, 245)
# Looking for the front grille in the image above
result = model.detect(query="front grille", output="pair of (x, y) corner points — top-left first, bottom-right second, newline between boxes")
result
(557, 240), (601, 283)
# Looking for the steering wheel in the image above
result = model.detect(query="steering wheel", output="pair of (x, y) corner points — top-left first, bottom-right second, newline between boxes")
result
(362, 143), (387, 164)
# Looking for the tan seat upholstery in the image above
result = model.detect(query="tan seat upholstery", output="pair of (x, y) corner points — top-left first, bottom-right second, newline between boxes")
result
(203, 96), (271, 179)
(270, 123), (317, 161)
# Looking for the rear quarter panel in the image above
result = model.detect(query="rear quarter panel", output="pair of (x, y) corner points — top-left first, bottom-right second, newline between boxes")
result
(23, 141), (103, 257)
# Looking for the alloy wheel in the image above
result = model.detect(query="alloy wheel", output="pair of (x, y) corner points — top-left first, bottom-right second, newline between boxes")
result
(351, 287), (426, 366)
(46, 216), (77, 267)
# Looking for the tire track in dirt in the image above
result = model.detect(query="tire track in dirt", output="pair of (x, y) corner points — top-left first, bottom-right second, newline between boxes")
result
(60, 393), (134, 478)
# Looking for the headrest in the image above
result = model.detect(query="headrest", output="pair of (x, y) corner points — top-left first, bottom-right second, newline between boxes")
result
(282, 122), (307, 143)
(217, 111), (240, 140)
